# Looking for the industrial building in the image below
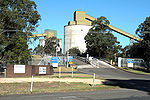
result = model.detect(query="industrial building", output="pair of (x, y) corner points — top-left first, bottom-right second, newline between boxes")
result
(29, 29), (62, 52)
(64, 11), (94, 53)
(64, 11), (141, 54)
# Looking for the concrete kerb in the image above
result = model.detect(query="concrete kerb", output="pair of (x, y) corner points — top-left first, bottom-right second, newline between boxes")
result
(115, 66), (150, 76)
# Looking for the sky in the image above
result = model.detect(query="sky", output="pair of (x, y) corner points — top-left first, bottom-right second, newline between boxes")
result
(32, 0), (150, 51)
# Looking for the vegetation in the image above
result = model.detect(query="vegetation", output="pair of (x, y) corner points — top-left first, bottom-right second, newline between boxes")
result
(135, 17), (150, 68)
(118, 67), (150, 75)
(68, 47), (81, 55)
(121, 17), (150, 69)
(3, 37), (31, 64)
(0, 0), (41, 64)
(33, 37), (61, 56)
(84, 16), (121, 61)
(0, 82), (119, 96)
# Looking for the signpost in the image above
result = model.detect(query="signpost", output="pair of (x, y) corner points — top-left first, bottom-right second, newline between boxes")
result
(59, 67), (61, 78)
(51, 57), (59, 67)
(72, 66), (74, 78)
(93, 73), (96, 87)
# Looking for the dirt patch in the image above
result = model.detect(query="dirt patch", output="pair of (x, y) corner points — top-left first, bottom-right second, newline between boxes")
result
(0, 77), (104, 85)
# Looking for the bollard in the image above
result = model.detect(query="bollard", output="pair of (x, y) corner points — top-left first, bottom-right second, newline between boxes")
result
(59, 67), (61, 79)
(30, 75), (34, 93)
(72, 66), (74, 78)
(93, 73), (95, 87)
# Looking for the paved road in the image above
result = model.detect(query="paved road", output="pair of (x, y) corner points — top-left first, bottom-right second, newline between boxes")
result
(75, 58), (150, 99)
(1, 89), (150, 100)
(79, 67), (150, 80)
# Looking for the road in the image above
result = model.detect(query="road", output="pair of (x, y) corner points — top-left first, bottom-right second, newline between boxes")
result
(1, 89), (150, 100)
(75, 58), (150, 99)
(1, 58), (150, 100)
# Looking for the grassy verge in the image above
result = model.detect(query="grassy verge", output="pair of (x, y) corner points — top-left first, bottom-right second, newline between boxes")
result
(35, 73), (94, 79)
(0, 67), (117, 96)
(0, 82), (119, 96)
(53, 66), (77, 72)
(118, 67), (150, 75)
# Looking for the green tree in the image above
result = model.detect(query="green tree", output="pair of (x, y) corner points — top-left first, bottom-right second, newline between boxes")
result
(68, 47), (81, 56)
(135, 17), (150, 68)
(44, 37), (58, 55)
(3, 37), (31, 64)
(34, 37), (60, 55)
(33, 44), (43, 55)
(84, 16), (121, 60)
(0, 0), (41, 63)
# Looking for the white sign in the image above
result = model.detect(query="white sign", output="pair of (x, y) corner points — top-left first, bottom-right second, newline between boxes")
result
(52, 63), (58, 67)
(39, 67), (46, 74)
(128, 59), (134, 67)
(14, 65), (25, 73)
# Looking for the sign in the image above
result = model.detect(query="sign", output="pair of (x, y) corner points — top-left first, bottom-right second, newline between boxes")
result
(68, 56), (73, 62)
(51, 57), (59, 63)
(128, 59), (134, 67)
(69, 62), (73, 64)
(51, 57), (59, 67)
(39, 67), (46, 74)
(68, 56), (73, 65)
(52, 63), (58, 67)
(14, 65), (25, 73)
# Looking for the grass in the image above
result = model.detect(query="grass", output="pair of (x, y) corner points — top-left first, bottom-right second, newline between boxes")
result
(0, 67), (116, 96)
(0, 82), (119, 96)
(38, 66), (103, 79)
(35, 73), (94, 79)
(118, 67), (150, 75)
(53, 66), (77, 72)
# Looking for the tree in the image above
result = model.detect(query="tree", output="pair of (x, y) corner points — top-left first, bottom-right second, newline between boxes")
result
(135, 17), (150, 68)
(3, 37), (31, 64)
(33, 37), (60, 56)
(68, 47), (81, 56)
(44, 37), (58, 55)
(84, 16), (121, 60)
(33, 44), (43, 55)
(0, 0), (41, 63)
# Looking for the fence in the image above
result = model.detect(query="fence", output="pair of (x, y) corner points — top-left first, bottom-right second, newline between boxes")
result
(28, 55), (67, 66)
(118, 57), (149, 68)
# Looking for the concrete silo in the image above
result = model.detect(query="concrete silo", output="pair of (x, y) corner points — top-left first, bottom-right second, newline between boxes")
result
(64, 11), (95, 53)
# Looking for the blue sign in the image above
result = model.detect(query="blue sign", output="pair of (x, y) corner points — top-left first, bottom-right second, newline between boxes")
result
(51, 57), (59, 63)
(128, 59), (133, 63)
(68, 56), (73, 62)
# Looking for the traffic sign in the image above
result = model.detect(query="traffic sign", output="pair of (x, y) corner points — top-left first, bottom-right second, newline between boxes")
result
(68, 56), (73, 62)
(51, 57), (59, 63)
(69, 62), (73, 64)
(128, 59), (134, 67)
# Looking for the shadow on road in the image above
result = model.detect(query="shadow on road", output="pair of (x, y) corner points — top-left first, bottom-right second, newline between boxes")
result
(103, 79), (150, 95)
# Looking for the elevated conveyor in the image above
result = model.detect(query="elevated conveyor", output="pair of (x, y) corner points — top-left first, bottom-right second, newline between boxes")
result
(68, 11), (141, 41)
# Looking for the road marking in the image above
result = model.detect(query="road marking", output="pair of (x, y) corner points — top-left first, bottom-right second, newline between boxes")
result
(59, 96), (78, 99)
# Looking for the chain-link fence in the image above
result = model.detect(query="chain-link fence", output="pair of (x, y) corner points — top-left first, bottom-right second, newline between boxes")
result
(28, 55), (67, 66)
(118, 57), (149, 68)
